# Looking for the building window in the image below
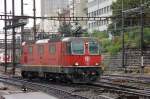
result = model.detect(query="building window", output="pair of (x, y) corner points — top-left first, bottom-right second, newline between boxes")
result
(92, 12), (94, 17)
(96, 10), (99, 16)
(104, 7), (107, 13)
(104, 20), (106, 25)
(107, 6), (109, 12)
(89, 23), (91, 28)
(38, 45), (44, 55)
(106, 20), (108, 24)
(49, 44), (56, 54)
(102, 8), (104, 14)
(92, 22), (94, 27)
(94, 11), (96, 16)
(99, 9), (102, 15)
(88, 13), (90, 17)
(94, 22), (96, 27)
(98, 21), (100, 26)
(109, 6), (112, 12)
(96, 21), (99, 26)
(102, 20), (104, 25)
(100, 20), (102, 26)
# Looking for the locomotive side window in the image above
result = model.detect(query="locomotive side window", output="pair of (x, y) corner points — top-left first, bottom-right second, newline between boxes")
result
(38, 45), (44, 55)
(89, 41), (99, 55)
(66, 42), (71, 54)
(28, 46), (33, 55)
(71, 40), (84, 55)
(49, 44), (56, 54)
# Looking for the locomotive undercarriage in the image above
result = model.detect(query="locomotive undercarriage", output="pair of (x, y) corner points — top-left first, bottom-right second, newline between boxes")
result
(21, 66), (102, 83)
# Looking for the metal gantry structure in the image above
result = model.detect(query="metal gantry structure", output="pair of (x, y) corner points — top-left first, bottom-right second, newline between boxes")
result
(121, 0), (125, 72)
(21, 0), (24, 42)
(0, 0), (114, 75)
(4, 0), (7, 73)
(0, 0), (149, 74)
(121, 0), (149, 73)
(2, 0), (27, 75)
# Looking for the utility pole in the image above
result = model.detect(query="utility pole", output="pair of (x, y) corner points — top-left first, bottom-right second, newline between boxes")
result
(140, 1), (144, 73)
(33, 0), (36, 40)
(4, 0), (7, 73)
(121, 0), (125, 72)
(21, 0), (24, 42)
(12, 0), (16, 75)
(73, 0), (75, 18)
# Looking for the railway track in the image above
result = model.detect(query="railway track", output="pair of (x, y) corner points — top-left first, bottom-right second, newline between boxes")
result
(0, 75), (88, 99)
(102, 74), (150, 84)
(94, 81), (150, 97)
(0, 74), (150, 99)
(100, 74), (150, 97)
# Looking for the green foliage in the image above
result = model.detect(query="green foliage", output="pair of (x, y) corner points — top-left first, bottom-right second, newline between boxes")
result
(107, 0), (150, 51)
(82, 32), (89, 37)
(92, 30), (109, 39)
(123, 27), (150, 48)
(92, 30), (121, 55)
(144, 28), (150, 46)
(112, 0), (149, 18)
(106, 36), (121, 55)
(106, 43), (121, 55)
(109, 0), (150, 36)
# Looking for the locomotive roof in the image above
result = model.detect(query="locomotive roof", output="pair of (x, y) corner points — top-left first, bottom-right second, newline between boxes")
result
(36, 39), (50, 44)
(24, 37), (98, 45)
(61, 37), (98, 42)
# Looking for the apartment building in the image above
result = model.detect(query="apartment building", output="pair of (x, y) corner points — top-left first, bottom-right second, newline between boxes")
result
(88, 0), (115, 32)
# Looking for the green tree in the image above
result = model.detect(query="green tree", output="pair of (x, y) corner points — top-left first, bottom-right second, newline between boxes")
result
(92, 30), (122, 54)
(109, 0), (150, 35)
(108, 0), (150, 48)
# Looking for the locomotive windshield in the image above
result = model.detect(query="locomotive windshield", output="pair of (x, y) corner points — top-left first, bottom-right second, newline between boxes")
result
(89, 41), (99, 55)
(71, 41), (84, 55)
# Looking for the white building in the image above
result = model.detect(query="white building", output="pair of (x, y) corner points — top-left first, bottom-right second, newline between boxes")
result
(69, 0), (87, 17)
(41, 0), (69, 17)
(40, 0), (69, 33)
(88, 0), (116, 32)
(69, 0), (87, 29)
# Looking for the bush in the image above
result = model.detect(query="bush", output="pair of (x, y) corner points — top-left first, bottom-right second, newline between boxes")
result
(92, 30), (121, 54)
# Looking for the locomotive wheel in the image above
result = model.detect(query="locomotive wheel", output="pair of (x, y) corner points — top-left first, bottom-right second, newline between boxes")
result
(21, 71), (38, 79)
(21, 71), (28, 78)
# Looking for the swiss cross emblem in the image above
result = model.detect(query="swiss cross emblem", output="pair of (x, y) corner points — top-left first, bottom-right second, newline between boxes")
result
(85, 56), (90, 65)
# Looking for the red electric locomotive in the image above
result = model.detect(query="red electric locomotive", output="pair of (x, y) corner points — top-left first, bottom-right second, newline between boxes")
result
(20, 36), (103, 83)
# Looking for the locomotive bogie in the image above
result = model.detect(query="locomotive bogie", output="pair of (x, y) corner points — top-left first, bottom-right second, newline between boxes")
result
(21, 66), (102, 83)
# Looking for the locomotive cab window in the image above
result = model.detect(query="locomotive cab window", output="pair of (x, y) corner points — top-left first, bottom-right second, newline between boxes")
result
(49, 44), (56, 54)
(71, 40), (84, 55)
(89, 41), (99, 55)
(66, 42), (71, 54)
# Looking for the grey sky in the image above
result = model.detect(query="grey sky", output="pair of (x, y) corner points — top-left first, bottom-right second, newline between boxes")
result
(0, 0), (41, 31)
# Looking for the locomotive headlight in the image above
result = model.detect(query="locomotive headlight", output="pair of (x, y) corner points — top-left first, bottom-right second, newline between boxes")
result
(74, 62), (79, 66)
(95, 63), (99, 66)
